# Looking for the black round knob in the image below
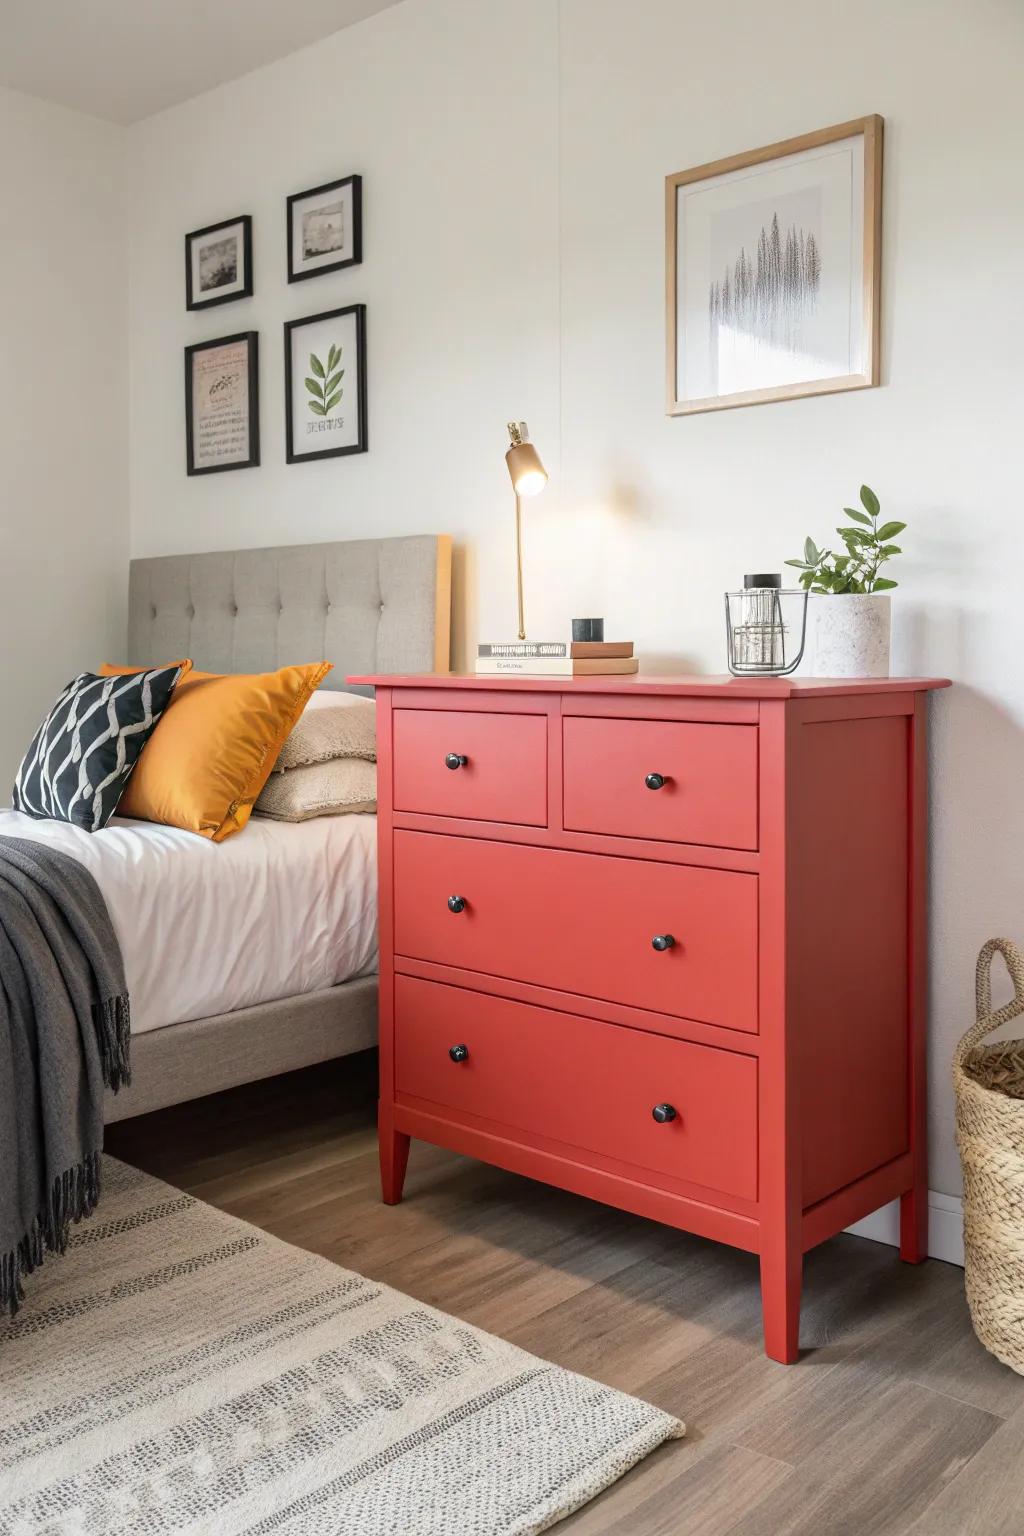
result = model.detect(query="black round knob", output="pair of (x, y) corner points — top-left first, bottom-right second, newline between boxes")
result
(448, 895), (467, 913)
(651, 934), (676, 952)
(449, 1043), (470, 1063)
(652, 1103), (678, 1124)
(445, 753), (469, 770)
(645, 772), (667, 790)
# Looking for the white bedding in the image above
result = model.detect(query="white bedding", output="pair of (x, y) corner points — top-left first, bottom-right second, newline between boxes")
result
(0, 808), (378, 1035)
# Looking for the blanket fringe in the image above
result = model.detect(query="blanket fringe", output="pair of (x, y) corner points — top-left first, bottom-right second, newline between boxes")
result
(1, 1152), (102, 1318)
(95, 990), (132, 1093)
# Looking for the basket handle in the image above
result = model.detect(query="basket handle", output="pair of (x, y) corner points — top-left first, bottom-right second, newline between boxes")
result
(955, 938), (1024, 1065)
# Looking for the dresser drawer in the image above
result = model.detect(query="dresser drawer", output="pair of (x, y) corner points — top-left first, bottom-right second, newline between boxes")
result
(393, 830), (758, 1032)
(395, 975), (758, 1201)
(392, 708), (547, 826)
(563, 717), (758, 850)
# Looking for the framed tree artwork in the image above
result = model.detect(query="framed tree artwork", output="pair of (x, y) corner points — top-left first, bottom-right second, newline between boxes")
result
(284, 304), (367, 463)
(666, 116), (882, 415)
(287, 174), (362, 282)
(184, 331), (260, 475)
(185, 215), (253, 310)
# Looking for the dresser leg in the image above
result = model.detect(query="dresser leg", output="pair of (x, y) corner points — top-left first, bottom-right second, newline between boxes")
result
(760, 1245), (802, 1363)
(899, 1186), (928, 1264)
(379, 1106), (410, 1205)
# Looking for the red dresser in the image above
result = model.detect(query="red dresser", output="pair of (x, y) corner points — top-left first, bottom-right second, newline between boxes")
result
(351, 671), (950, 1362)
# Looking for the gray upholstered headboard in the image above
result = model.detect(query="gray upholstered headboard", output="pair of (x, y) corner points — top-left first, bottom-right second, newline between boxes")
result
(127, 535), (451, 692)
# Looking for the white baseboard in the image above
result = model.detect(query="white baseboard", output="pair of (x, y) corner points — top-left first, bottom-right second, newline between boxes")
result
(845, 1191), (964, 1267)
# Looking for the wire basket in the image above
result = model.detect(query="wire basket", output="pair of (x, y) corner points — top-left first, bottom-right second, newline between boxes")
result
(725, 586), (808, 677)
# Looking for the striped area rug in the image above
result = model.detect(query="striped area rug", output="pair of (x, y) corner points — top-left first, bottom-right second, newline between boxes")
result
(0, 1158), (684, 1535)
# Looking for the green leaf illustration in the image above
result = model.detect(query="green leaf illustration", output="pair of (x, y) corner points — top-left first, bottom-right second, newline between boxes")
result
(305, 343), (344, 417)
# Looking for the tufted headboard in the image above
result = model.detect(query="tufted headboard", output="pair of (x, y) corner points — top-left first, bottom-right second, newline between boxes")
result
(127, 535), (451, 693)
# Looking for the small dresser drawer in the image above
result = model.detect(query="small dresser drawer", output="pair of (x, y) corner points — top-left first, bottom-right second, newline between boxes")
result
(393, 708), (547, 826)
(395, 975), (758, 1201)
(393, 830), (758, 1032)
(563, 717), (758, 850)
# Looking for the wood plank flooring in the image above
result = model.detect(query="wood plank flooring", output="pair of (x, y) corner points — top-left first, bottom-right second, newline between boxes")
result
(106, 1053), (1024, 1535)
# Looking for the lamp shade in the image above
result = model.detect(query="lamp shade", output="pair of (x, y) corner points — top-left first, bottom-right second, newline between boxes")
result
(505, 440), (547, 498)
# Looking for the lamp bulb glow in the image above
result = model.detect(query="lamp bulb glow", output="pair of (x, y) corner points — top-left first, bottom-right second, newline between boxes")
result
(514, 468), (547, 498)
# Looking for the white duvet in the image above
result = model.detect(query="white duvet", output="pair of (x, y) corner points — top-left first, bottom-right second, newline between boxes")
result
(0, 808), (379, 1034)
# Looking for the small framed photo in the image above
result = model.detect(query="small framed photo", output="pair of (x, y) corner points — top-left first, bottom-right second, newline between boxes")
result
(284, 304), (367, 464)
(185, 215), (253, 310)
(185, 331), (260, 475)
(287, 174), (362, 283)
(666, 116), (882, 414)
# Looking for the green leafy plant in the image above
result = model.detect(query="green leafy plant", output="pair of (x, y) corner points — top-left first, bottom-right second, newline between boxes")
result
(305, 343), (344, 417)
(785, 485), (906, 594)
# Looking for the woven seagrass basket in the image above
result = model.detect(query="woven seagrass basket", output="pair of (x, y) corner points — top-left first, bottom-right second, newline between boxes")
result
(954, 938), (1024, 1374)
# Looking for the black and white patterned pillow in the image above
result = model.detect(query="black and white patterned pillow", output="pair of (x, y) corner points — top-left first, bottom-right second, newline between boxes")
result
(12, 667), (182, 832)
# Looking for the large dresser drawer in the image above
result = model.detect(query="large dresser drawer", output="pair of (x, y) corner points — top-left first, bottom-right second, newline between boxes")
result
(395, 975), (758, 1201)
(563, 716), (758, 850)
(393, 830), (758, 1033)
(393, 708), (547, 826)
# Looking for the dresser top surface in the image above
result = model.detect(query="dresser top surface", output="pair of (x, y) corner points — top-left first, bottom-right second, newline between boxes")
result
(348, 672), (951, 699)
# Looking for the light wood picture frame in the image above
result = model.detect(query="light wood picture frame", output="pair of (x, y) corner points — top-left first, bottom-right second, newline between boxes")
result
(666, 115), (882, 415)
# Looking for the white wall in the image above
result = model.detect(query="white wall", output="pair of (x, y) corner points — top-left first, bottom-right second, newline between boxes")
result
(125, 0), (1024, 1197)
(0, 87), (129, 788)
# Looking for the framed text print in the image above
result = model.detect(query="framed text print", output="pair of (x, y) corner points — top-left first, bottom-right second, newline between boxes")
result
(666, 116), (882, 415)
(287, 174), (362, 283)
(184, 331), (259, 475)
(284, 304), (367, 464)
(185, 215), (253, 310)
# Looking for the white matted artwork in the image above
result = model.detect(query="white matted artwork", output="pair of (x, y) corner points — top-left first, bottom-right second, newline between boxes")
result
(287, 175), (362, 283)
(666, 117), (882, 414)
(185, 215), (253, 311)
(184, 331), (260, 475)
(284, 304), (367, 463)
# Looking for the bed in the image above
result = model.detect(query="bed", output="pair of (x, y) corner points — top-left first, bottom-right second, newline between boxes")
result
(1, 534), (450, 1123)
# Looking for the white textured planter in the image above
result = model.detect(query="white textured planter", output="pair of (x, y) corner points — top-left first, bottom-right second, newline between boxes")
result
(808, 593), (892, 678)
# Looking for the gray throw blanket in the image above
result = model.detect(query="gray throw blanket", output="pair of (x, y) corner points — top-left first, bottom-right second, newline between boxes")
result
(0, 836), (130, 1315)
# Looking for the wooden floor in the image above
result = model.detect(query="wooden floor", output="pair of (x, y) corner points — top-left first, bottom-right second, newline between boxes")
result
(107, 1052), (1024, 1536)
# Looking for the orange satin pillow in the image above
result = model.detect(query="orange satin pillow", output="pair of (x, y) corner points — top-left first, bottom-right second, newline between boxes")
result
(98, 661), (332, 841)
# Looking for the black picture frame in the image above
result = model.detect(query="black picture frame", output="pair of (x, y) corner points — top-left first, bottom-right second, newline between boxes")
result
(184, 331), (260, 476)
(287, 174), (362, 283)
(185, 214), (253, 310)
(284, 304), (367, 464)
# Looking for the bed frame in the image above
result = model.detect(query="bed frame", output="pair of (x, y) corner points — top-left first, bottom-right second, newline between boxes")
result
(105, 534), (451, 1123)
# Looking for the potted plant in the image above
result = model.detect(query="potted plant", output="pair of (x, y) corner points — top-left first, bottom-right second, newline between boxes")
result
(785, 485), (906, 677)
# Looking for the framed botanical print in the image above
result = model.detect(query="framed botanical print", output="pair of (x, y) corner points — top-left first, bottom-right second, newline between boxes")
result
(284, 304), (367, 463)
(185, 215), (253, 310)
(184, 331), (260, 475)
(287, 174), (362, 282)
(666, 116), (882, 415)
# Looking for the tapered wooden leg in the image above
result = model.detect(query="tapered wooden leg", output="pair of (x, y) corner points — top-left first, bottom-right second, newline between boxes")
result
(760, 1243), (802, 1363)
(899, 1186), (928, 1264)
(379, 1104), (410, 1205)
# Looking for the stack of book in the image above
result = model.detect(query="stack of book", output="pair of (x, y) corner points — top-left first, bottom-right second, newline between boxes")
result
(475, 640), (638, 676)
